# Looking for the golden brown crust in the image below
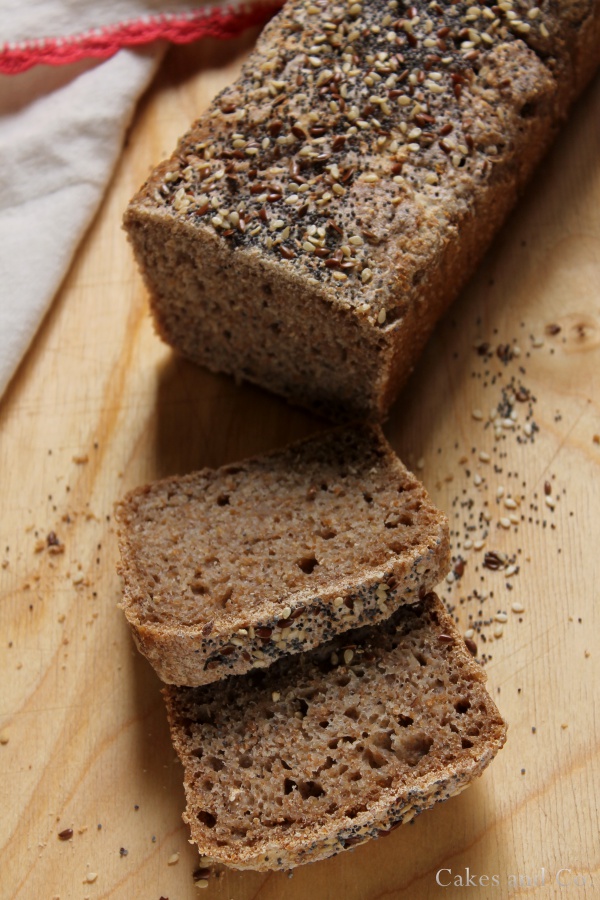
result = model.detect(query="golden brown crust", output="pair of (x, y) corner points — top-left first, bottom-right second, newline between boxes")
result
(124, 0), (600, 419)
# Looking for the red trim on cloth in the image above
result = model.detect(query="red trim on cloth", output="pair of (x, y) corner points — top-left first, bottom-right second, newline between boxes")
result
(0, 2), (284, 75)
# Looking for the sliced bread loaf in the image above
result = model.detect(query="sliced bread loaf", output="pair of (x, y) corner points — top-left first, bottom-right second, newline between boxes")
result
(115, 425), (449, 685)
(165, 591), (506, 870)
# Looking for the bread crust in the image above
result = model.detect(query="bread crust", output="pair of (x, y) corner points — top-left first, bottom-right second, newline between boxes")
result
(125, 0), (600, 420)
(115, 425), (450, 685)
(165, 593), (507, 870)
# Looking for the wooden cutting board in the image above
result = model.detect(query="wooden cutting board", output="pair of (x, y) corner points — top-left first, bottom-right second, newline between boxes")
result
(1, 32), (599, 900)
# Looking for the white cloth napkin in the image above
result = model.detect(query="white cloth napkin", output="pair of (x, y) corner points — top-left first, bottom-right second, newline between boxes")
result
(0, 0), (277, 399)
(0, 48), (163, 398)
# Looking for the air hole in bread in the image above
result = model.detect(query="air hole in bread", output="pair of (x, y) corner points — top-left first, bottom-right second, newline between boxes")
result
(238, 754), (252, 769)
(520, 101), (537, 118)
(377, 775), (394, 789)
(399, 733), (434, 766)
(319, 720), (330, 729)
(336, 673), (351, 687)
(297, 698), (309, 718)
(216, 586), (233, 607)
(388, 540), (409, 553)
(297, 555), (319, 574)
(455, 699), (471, 714)
(192, 747), (203, 759)
(284, 778), (297, 795)
(413, 651), (428, 667)
(197, 810), (217, 828)
(195, 705), (214, 725)
(208, 756), (225, 772)
(190, 581), (208, 596)
(372, 731), (393, 752)
(298, 780), (325, 800)
(397, 714), (414, 728)
(216, 494), (230, 507)
(346, 803), (368, 819)
(461, 737), (474, 749)
(317, 526), (337, 539)
(363, 748), (387, 770)
(344, 706), (360, 721)
(363, 492), (373, 503)
(348, 771), (362, 783)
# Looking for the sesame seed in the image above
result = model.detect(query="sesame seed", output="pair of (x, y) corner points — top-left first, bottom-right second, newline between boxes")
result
(499, 517), (511, 529)
(377, 308), (387, 324)
(511, 602), (525, 613)
(472, 409), (484, 421)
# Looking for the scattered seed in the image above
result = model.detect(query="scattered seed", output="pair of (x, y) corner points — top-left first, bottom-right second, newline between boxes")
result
(464, 637), (478, 656)
(168, 853), (180, 866)
(511, 602), (525, 614)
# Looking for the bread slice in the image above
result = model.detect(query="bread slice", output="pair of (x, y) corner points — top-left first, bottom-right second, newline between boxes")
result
(165, 591), (506, 871)
(124, 0), (600, 420)
(115, 425), (449, 685)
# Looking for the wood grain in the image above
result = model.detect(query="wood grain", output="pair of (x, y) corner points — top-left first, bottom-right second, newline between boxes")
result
(0, 33), (599, 899)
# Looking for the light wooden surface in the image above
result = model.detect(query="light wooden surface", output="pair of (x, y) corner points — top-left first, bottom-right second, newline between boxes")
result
(1, 33), (599, 900)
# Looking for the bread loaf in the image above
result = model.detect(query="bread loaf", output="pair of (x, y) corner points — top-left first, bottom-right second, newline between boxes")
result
(115, 425), (449, 685)
(124, 0), (600, 420)
(165, 591), (507, 870)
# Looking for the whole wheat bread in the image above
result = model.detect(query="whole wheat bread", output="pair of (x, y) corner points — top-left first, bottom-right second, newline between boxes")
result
(115, 425), (449, 685)
(124, 0), (600, 420)
(165, 591), (506, 870)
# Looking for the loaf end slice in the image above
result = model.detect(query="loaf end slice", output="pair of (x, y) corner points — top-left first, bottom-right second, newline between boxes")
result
(115, 425), (450, 685)
(165, 592), (507, 871)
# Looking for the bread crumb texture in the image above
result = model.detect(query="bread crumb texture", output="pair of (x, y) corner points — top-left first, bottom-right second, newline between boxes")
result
(165, 592), (506, 870)
(115, 425), (450, 684)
